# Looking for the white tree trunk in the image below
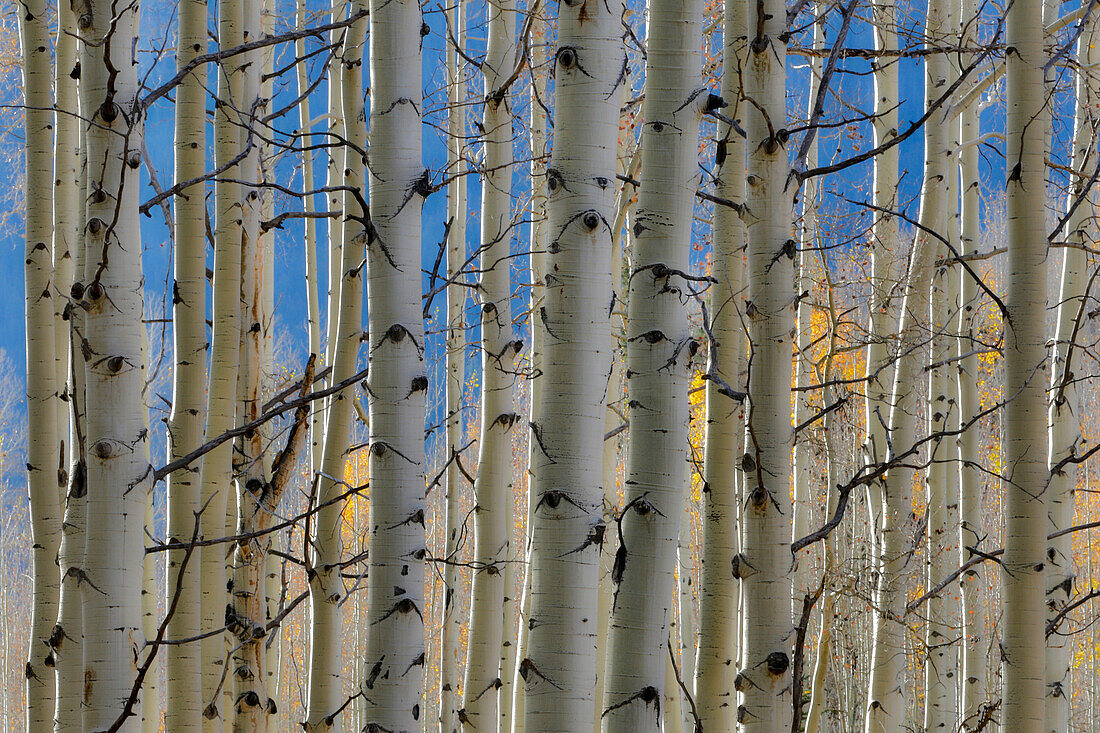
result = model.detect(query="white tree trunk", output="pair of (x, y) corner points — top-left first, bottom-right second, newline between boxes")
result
(740, 0), (796, 728)
(361, 0), (428, 726)
(1001, 0), (1048, 727)
(200, 0), (245, 718)
(440, 4), (468, 730)
(693, 1), (746, 726)
(462, 0), (519, 728)
(600, 0), (702, 726)
(77, 0), (149, 721)
(508, 27), (548, 730)
(164, 0), (209, 723)
(955, 2), (988, 729)
(50, 0), (83, 724)
(863, 1), (901, 679)
(924, 121), (961, 733)
(296, 0), (323, 477)
(304, 4), (367, 729)
(1045, 10), (1098, 733)
(865, 2), (949, 729)
(20, 0), (61, 722)
(520, 0), (622, 726)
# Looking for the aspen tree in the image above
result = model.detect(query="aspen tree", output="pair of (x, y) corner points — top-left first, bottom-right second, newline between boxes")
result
(440, 3), (468, 729)
(509, 23), (549, 730)
(863, 0), (900, 584)
(520, 0), (622, 725)
(304, 1), (367, 727)
(52, 0), (78, 477)
(324, 0), (346, 381)
(227, 0), (281, 722)
(805, 275), (841, 733)
(792, 8), (824, 605)
(54, 340), (86, 733)
(362, 0), (428, 725)
(200, 0), (245, 716)
(672, 500), (694, 733)
(795, 10), (824, 724)
(925, 98), (962, 733)
(739, 0), (796, 727)
(1046, 12), (1098, 732)
(865, 2), (949, 728)
(1001, 0), (1048, 725)
(76, 0), (150, 718)
(461, 0), (519, 726)
(19, 0), (61, 721)
(596, 141), (635, 733)
(297, 0), (323, 474)
(143, 460), (161, 733)
(693, 1), (747, 725)
(50, 0), (83, 724)
(955, 2), (988, 728)
(600, 0), (703, 725)
(164, 0), (209, 721)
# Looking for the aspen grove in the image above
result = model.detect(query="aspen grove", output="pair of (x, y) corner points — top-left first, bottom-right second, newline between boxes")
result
(10, 0), (1100, 729)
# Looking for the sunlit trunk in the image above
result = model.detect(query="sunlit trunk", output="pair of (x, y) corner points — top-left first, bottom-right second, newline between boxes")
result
(600, 0), (702, 726)
(19, 0), (61, 722)
(461, 0), (519, 727)
(361, 0), (428, 725)
(200, 0), (245, 718)
(521, 0), (622, 726)
(1045, 11), (1098, 733)
(164, 0), (209, 723)
(439, 4), (468, 731)
(740, 0), (796, 728)
(692, 2), (746, 726)
(77, 0), (150, 720)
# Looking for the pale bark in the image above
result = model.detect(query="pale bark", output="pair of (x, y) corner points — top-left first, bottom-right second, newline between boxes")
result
(20, 0), (61, 721)
(304, 4), (367, 729)
(296, 0), (323, 476)
(955, 1), (988, 728)
(164, 0), (209, 723)
(228, 0), (278, 723)
(508, 26), (548, 730)
(740, 0), (796, 728)
(77, 0), (150, 720)
(201, 0), (245, 717)
(520, 0), (622, 725)
(52, 0), (78, 494)
(596, 153), (633, 733)
(461, 0), (519, 727)
(805, 287), (842, 733)
(793, 10), (823, 600)
(50, 0), (83, 724)
(863, 0), (901, 593)
(600, 0), (702, 726)
(692, 1), (746, 726)
(361, 0), (428, 725)
(143, 471), (162, 733)
(440, 4), (468, 730)
(865, 2), (950, 729)
(1001, 0), (1048, 727)
(673, 500), (694, 733)
(924, 112), (961, 733)
(1045, 12), (1098, 733)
